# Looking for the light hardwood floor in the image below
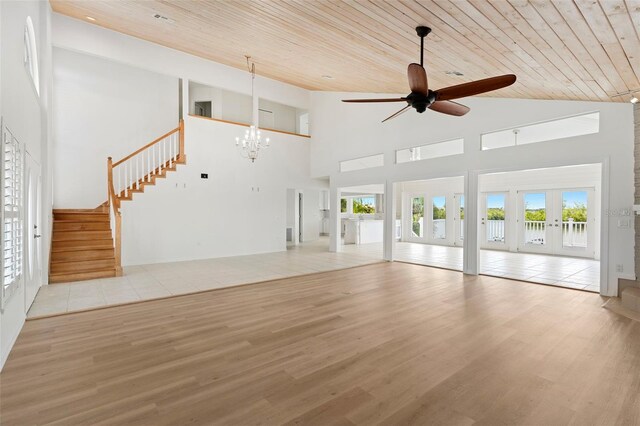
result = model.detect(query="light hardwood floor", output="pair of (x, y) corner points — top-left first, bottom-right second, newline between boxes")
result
(1, 262), (638, 425)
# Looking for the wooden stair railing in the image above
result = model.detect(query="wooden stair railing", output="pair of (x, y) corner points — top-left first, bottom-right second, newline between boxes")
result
(106, 120), (185, 274)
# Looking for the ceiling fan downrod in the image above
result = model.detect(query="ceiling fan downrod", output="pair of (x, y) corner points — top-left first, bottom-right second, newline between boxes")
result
(416, 26), (431, 66)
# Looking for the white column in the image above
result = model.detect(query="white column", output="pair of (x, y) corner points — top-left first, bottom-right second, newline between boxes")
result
(463, 170), (479, 275)
(329, 185), (340, 253)
(383, 180), (395, 261)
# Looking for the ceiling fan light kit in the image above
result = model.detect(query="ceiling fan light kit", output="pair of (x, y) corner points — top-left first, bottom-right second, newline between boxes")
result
(343, 26), (517, 122)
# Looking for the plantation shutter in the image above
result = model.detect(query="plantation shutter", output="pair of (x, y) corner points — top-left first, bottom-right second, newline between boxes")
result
(2, 125), (23, 303)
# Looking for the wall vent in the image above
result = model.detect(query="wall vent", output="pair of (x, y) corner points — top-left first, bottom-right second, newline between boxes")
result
(152, 13), (175, 24)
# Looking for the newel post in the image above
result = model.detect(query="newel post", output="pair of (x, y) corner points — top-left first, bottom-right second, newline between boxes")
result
(107, 157), (113, 207)
(179, 119), (185, 162)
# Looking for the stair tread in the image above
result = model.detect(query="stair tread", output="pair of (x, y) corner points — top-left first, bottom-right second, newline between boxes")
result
(53, 210), (109, 214)
(51, 256), (115, 265)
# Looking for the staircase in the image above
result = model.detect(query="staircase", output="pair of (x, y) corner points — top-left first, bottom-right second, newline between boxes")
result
(49, 120), (185, 284)
(50, 207), (118, 283)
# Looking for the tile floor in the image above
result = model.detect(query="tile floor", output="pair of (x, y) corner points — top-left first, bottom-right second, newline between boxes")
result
(28, 238), (383, 318)
(390, 242), (600, 293)
(30, 238), (600, 318)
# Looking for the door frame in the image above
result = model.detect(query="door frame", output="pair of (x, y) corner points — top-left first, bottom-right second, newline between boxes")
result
(517, 190), (554, 255)
(480, 191), (509, 250)
(454, 193), (464, 246)
(24, 151), (42, 312)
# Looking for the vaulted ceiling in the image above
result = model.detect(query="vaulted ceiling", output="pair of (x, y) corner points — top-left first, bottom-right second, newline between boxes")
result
(51, 0), (640, 102)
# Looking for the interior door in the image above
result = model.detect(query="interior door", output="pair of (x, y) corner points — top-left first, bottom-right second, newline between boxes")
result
(518, 191), (553, 254)
(481, 192), (508, 250)
(454, 193), (464, 246)
(24, 152), (42, 311)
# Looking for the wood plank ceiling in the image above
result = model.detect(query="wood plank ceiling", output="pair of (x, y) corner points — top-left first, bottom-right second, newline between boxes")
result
(50, 0), (640, 102)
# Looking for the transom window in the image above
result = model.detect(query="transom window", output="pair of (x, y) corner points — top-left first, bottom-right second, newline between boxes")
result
(24, 17), (40, 96)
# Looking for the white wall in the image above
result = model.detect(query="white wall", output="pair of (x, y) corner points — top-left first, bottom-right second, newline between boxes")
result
(52, 14), (310, 111)
(121, 116), (324, 265)
(1, 0), (53, 370)
(313, 93), (634, 296)
(53, 48), (178, 208)
(51, 13), (320, 266)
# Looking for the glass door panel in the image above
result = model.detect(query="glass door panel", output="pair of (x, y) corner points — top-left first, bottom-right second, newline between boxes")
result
(454, 194), (464, 246)
(432, 196), (446, 240)
(411, 196), (424, 238)
(561, 190), (588, 248)
(485, 193), (506, 247)
(519, 191), (553, 254)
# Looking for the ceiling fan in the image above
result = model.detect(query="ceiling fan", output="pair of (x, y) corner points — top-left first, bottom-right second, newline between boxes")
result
(342, 26), (517, 122)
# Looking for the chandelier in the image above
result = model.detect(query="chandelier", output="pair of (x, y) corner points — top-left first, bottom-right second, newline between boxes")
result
(236, 56), (269, 162)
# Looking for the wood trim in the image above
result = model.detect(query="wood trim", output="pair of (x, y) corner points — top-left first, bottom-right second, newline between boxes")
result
(179, 118), (185, 160)
(188, 114), (311, 139)
(112, 126), (181, 166)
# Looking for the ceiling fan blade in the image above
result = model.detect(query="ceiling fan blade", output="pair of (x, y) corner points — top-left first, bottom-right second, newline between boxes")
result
(407, 63), (428, 95)
(342, 98), (407, 103)
(428, 100), (470, 116)
(382, 105), (412, 123)
(435, 74), (516, 101)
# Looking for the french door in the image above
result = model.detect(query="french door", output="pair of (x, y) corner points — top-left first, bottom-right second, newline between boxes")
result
(480, 192), (508, 250)
(517, 188), (595, 258)
(25, 152), (42, 311)
(404, 193), (452, 245)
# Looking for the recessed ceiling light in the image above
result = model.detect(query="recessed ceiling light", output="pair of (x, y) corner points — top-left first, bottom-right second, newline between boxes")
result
(86, 16), (96, 21)
(321, 75), (334, 80)
(631, 96), (639, 104)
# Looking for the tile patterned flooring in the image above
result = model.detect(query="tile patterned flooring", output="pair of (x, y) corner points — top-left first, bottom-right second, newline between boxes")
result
(30, 238), (599, 318)
(28, 239), (382, 318)
(390, 242), (600, 293)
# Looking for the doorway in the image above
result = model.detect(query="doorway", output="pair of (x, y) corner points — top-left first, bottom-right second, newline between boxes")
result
(396, 177), (464, 271)
(298, 192), (303, 243)
(25, 151), (42, 311)
(478, 164), (601, 292)
(480, 192), (508, 250)
(518, 189), (595, 258)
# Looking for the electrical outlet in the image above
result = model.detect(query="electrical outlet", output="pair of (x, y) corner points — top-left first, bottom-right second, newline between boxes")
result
(616, 264), (624, 273)
(201, 173), (208, 179)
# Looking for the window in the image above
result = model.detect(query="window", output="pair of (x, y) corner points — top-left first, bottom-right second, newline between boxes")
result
(396, 138), (464, 163)
(353, 197), (375, 214)
(24, 17), (39, 96)
(2, 124), (24, 307)
(339, 154), (384, 172)
(481, 112), (599, 151)
(340, 198), (347, 213)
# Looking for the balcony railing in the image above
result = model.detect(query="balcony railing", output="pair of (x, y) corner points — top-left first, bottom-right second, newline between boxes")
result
(522, 219), (588, 247)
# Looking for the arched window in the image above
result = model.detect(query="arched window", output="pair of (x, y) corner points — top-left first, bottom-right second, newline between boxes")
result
(23, 17), (39, 96)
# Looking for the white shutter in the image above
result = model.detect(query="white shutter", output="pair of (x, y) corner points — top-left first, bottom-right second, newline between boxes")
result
(2, 123), (23, 305)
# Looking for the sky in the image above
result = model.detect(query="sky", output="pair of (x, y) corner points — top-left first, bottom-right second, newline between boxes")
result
(524, 191), (587, 210)
(487, 194), (505, 209)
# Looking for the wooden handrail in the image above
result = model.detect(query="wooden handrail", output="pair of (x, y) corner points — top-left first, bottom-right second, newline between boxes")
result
(113, 126), (181, 167)
(187, 114), (311, 139)
(105, 119), (184, 278)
